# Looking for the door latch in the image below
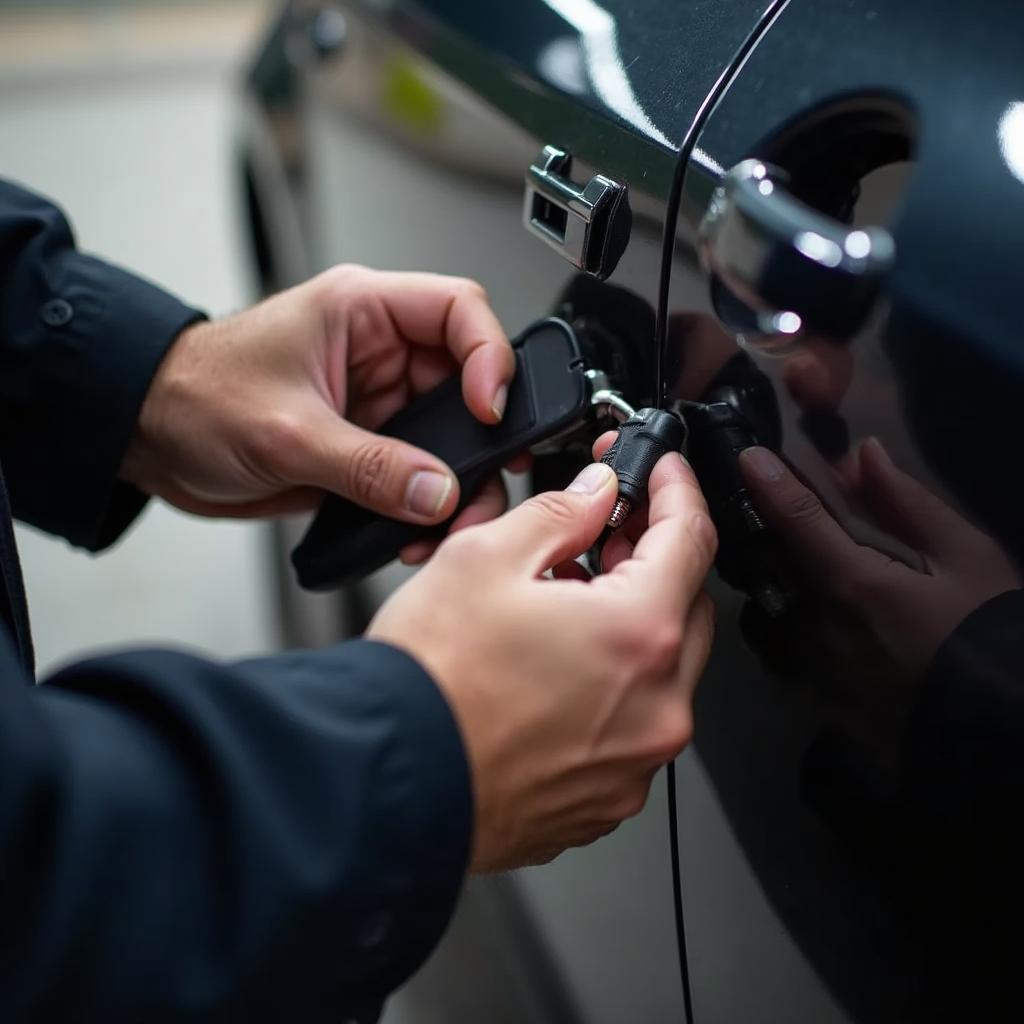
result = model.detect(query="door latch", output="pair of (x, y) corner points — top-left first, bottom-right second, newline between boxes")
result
(523, 146), (631, 280)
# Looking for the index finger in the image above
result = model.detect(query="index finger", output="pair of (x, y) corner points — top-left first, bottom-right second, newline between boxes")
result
(739, 445), (894, 591)
(371, 271), (515, 425)
(599, 452), (717, 620)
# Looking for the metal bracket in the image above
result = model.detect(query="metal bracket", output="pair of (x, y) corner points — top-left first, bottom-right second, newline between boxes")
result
(586, 369), (636, 423)
(523, 146), (631, 280)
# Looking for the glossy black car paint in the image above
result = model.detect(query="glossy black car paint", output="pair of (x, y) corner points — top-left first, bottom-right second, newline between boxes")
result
(241, 1), (1024, 1021)
(670, 1), (1024, 1020)
(686, 0), (1024, 552)
(371, 0), (776, 198)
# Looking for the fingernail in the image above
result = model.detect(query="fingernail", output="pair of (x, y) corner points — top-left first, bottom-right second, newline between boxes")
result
(566, 462), (616, 495)
(740, 446), (785, 482)
(406, 471), (453, 517)
(491, 384), (508, 422)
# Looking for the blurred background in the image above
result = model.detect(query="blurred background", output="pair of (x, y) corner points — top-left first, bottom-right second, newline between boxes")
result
(0, 0), (279, 672)
(0, 6), (527, 1021)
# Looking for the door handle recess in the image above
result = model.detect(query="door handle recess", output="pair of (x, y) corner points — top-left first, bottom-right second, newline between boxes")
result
(698, 159), (895, 340)
(524, 146), (631, 280)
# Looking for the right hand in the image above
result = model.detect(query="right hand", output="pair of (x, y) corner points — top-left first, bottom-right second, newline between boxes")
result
(368, 454), (717, 872)
(123, 266), (517, 541)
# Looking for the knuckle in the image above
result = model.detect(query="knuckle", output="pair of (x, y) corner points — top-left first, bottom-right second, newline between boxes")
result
(644, 705), (693, 764)
(253, 411), (309, 471)
(612, 614), (683, 681)
(611, 784), (651, 823)
(453, 277), (488, 302)
(782, 487), (827, 527)
(558, 823), (615, 856)
(606, 611), (654, 666)
(527, 846), (562, 867)
(438, 524), (496, 565)
(595, 820), (621, 842)
(527, 491), (581, 529)
(345, 440), (396, 506)
(643, 621), (684, 678)
(320, 262), (364, 291)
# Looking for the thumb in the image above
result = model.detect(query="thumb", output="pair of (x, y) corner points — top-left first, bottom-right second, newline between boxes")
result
(481, 462), (618, 575)
(301, 412), (460, 523)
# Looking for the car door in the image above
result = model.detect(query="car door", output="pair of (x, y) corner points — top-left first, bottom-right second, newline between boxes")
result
(246, 1), (812, 1020)
(668, 1), (1024, 1021)
(245, 0), (1024, 1020)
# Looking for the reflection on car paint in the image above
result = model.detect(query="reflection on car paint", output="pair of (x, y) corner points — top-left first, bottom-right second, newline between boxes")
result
(667, 307), (1024, 1020)
(998, 101), (1024, 185)
(538, 0), (673, 147)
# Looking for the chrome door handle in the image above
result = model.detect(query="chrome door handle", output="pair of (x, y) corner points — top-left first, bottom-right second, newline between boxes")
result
(698, 159), (895, 340)
(523, 146), (631, 280)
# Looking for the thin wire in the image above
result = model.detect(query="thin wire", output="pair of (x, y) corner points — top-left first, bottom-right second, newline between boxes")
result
(652, 4), (795, 1019)
(652, 0), (795, 408)
(667, 759), (694, 1023)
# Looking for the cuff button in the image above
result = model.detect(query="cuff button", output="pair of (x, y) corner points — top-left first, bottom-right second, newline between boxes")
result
(40, 298), (74, 327)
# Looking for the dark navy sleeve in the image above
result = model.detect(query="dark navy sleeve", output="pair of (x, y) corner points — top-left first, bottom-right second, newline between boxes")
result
(0, 178), (204, 550)
(904, 587), (1024, 836)
(0, 636), (472, 1023)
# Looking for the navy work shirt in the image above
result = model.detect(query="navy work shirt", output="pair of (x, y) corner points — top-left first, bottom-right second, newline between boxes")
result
(0, 179), (471, 1022)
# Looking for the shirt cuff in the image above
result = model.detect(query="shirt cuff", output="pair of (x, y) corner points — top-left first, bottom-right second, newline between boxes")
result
(8, 251), (203, 550)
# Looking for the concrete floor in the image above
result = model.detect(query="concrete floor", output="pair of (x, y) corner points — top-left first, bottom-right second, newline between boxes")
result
(0, 1), (280, 672)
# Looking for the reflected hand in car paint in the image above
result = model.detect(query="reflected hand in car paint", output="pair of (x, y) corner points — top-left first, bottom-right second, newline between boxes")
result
(781, 339), (857, 474)
(739, 438), (1021, 678)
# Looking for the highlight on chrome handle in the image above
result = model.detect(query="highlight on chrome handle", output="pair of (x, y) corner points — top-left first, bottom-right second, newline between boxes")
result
(698, 158), (896, 343)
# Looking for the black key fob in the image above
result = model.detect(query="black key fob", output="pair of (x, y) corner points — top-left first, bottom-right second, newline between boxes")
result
(292, 317), (590, 590)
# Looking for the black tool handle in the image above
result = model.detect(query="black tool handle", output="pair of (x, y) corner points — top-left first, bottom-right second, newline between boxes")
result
(292, 318), (589, 590)
(601, 408), (687, 504)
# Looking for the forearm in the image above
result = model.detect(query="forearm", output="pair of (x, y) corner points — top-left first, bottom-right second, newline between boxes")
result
(0, 178), (203, 549)
(1, 639), (471, 1021)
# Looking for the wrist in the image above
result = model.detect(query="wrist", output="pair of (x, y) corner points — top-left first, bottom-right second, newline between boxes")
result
(120, 318), (210, 491)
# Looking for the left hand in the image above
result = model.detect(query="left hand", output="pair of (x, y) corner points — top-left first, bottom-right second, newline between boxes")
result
(121, 265), (518, 538)
(369, 452), (717, 871)
(739, 439), (1022, 677)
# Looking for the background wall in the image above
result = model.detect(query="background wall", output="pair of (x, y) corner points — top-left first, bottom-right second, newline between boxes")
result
(0, 0), (280, 672)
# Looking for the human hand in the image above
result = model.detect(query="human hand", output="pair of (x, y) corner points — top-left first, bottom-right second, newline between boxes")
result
(121, 266), (517, 540)
(740, 439), (1021, 677)
(368, 453), (717, 872)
